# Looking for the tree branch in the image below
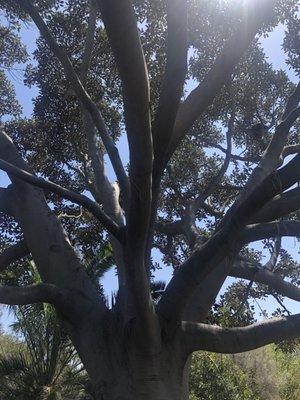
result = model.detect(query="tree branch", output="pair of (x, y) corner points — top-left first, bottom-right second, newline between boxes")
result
(0, 130), (108, 317)
(251, 187), (300, 223)
(282, 144), (300, 158)
(264, 236), (281, 270)
(95, 0), (156, 331)
(155, 119), (234, 252)
(16, 0), (129, 202)
(229, 261), (300, 302)
(74, 0), (128, 222)
(0, 158), (124, 241)
(183, 257), (235, 323)
(152, 0), (187, 173)
(203, 141), (260, 163)
(241, 221), (300, 244)
(202, 203), (224, 218)
(0, 240), (29, 272)
(166, 0), (277, 164)
(181, 313), (300, 354)
(272, 293), (291, 315)
(155, 220), (185, 236)
(96, 0), (152, 247)
(0, 187), (15, 216)
(282, 81), (300, 120)
(0, 283), (67, 307)
(77, 1), (128, 219)
(76, 0), (129, 296)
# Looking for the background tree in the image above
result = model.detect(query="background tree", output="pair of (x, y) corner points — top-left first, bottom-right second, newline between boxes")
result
(0, 304), (88, 400)
(189, 343), (300, 400)
(0, 249), (114, 400)
(0, 1), (300, 399)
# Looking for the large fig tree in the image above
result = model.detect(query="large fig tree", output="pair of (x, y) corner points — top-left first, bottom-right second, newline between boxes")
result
(0, 0), (300, 399)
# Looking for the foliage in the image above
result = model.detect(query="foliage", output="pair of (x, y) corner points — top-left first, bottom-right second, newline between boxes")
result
(189, 352), (258, 400)
(235, 345), (300, 400)
(0, 331), (22, 356)
(208, 281), (256, 327)
(0, 18), (27, 119)
(190, 344), (300, 400)
(273, 344), (300, 400)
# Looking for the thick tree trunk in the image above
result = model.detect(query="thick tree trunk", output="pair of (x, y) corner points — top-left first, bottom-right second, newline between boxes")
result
(86, 355), (186, 400)
(69, 316), (187, 400)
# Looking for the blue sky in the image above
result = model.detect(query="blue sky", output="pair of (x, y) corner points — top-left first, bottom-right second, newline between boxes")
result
(0, 18), (299, 331)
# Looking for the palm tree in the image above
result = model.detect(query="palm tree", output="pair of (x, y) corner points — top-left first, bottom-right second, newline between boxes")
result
(0, 301), (91, 399)
(0, 244), (114, 399)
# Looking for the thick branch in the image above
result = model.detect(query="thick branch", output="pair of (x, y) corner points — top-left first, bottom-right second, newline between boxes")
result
(78, 3), (127, 219)
(240, 221), (300, 244)
(0, 283), (66, 307)
(16, 0), (129, 201)
(155, 220), (185, 236)
(0, 158), (123, 241)
(251, 187), (300, 223)
(0, 130), (108, 317)
(95, 0), (155, 331)
(96, 0), (152, 251)
(282, 82), (300, 120)
(152, 0), (187, 172)
(183, 258), (235, 323)
(167, 0), (277, 163)
(0, 240), (29, 272)
(282, 144), (300, 158)
(181, 314), (300, 354)
(0, 187), (15, 216)
(183, 246), (299, 324)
